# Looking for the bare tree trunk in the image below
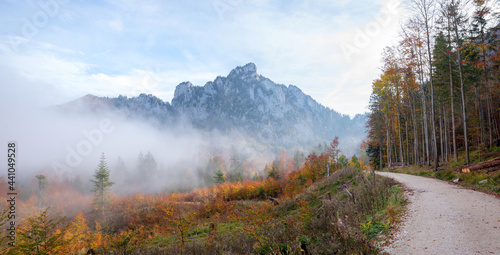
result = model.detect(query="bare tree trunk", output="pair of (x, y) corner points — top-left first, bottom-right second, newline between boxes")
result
(387, 127), (392, 171)
(443, 106), (449, 162)
(423, 87), (430, 165)
(475, 90), (481, 153)
(407, 35), (421, 166)
(422, 113), (426, 164)
(487, 95), (492, 148)
(449, 58), (458, 162)
(483, 53), (493, 150)
(406, 113), (410, 165)
(460, 67), (469, 165)
(439, 109), (444, 162)
(476, 86), (485, 151)
(478, 21), (493, 149)
(423, 5), (439, 171)
(409, 81), (420, 166)
(446, 18), (458, 162)
(450, 0), (469, 164)
(380, 139), (384, 171)
(411, 0), (439, 170)
(396, 85), (405, 166)
(491, 99), (499, 146)
(399, 116), (404, 166)
(417, 44), (430, 166)
(413, 101), (420, 166)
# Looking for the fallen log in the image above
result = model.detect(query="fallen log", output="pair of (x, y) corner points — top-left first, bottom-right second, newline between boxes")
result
(462, 157), (500, 173)
(486, 166), (500, 173)
(468, 160), (500, 171)
(389, 162), (403, 168)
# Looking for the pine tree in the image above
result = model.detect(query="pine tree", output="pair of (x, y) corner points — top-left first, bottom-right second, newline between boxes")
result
(214, 170), (225, 184)
(205, 156), (226, 186)
(91, 153), (114, 222)
(266, 160), (280, 180)
(293, 150), (305, 171)
(143, 151), (158, 174)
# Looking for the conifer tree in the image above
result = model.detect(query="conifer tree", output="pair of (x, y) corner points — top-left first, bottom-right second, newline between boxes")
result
(214, 169), (225, 184)
(266, 160), (280, 180)
(91, 153), (114, 222)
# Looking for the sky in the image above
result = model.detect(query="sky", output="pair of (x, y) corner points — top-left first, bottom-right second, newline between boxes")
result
(0, 0), (406, 117)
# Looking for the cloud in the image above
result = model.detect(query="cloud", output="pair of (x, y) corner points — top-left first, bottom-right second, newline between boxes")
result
(0, 0), (407, 117)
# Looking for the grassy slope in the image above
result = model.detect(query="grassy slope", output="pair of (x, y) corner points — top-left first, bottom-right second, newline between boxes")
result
(122, 168), (406, 255)
(0, 169), (407, 254)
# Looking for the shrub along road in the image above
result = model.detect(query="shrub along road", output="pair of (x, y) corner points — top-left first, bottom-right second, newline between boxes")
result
(376, 172), (500, 255)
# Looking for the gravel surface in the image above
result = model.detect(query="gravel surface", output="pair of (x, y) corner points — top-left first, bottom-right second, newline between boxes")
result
(377, 172), (500, 255)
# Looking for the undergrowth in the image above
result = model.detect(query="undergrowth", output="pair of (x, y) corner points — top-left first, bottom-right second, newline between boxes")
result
(122, 168), (406, 254)
(0, 167), (406, 254)
(388, 147), (500, 194)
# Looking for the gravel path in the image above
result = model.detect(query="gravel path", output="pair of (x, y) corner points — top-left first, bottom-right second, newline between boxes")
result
(376, 172), (500, 255)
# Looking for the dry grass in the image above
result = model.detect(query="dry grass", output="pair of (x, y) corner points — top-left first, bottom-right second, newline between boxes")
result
(106, 168), (407, 254)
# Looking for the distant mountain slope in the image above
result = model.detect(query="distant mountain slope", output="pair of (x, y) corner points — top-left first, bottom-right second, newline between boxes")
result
(61, 63), (366, 153)
(171, 63), (366, 151)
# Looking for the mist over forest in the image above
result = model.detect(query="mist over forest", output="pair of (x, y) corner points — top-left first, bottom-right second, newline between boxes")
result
(1, 0), (499, 253)
(3, 104), (273, 195)
(1, 63), (366, 202)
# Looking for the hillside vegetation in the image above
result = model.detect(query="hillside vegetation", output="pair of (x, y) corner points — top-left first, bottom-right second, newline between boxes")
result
(386, 146), (500, 195)
(0, 148), (405, 254)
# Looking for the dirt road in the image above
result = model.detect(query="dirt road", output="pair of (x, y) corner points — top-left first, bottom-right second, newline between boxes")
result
(376, 172), (500, 255)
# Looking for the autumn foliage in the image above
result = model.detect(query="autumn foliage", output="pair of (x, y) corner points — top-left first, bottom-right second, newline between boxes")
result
(0, 137), (404, 254)
(367, 0), (500, 171)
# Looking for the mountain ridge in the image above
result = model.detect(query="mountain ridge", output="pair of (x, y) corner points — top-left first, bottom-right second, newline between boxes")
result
(61, 63), (367, 153)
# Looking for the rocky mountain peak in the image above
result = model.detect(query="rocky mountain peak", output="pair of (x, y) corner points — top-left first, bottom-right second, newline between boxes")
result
(132, 93), (167, 105)
(174, 81), (194, 98)
(228, 62), (259, 82)
(64, 63), (367, 153)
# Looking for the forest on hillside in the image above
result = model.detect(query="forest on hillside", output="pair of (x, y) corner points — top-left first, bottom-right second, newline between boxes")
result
(367, 0), (500, 171)
(0, 139), (407, 254)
